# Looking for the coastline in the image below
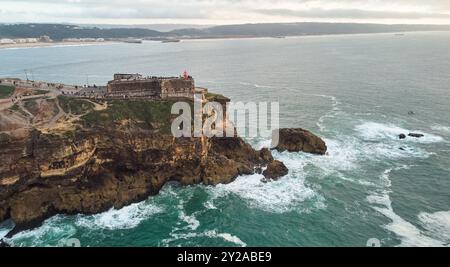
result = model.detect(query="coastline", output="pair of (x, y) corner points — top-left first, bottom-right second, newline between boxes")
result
(1, 31), (449, 50)
(0, 41), (117, 50)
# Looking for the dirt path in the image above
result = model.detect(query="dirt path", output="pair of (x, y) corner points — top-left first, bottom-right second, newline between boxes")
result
(46, 97), (66, 128)
(83, 99), (108, 111)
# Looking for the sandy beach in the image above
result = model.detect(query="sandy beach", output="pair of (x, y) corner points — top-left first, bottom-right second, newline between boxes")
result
(0, 41), (117, 50)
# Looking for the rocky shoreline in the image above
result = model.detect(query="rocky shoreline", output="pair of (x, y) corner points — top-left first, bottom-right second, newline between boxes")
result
(0, 128), (276, 238)
(0, 89), (327, 241)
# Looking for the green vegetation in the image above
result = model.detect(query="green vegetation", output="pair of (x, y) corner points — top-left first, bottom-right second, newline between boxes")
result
(9, 104), (20, 112)
(58, 96), (95, 115)
(8, 103), (29, 118)
(0, 85), (15, 99)
(82, 100), (183, 134)
(23, 99), (38, 115)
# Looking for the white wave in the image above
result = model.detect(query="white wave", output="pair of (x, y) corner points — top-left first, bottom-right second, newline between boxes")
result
(431, 124), (450, 134)
(365, 142), (433, 160)
(309, 138), (359, 171)
(0, 221), (14, 240)
(238, 81), (272, 88)
(7, 215), (77, 247)
(253, 138), (272, 150)
(162, 229), (247, 247)
(418, 211), (450, 242)
(204, 200), (217, 210)
(206, 152), (324, 213)
(75, 200), (163, 230)
(355, 122), (444, 144)
(254, 84), (272, 88)
(311, 94), (340, 132)
(368, 166), (448, 247)
(206, 231), (247, 247)
(178, 209), (200, 231)
(310, 94), (340, 111)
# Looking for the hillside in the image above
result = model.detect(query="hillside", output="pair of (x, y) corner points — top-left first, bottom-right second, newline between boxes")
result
(2, 22), (450, 40)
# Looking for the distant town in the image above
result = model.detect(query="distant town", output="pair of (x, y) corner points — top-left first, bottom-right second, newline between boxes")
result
(1, 22), (450, 48)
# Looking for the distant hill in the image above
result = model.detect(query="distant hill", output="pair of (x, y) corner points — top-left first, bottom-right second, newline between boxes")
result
(1, 22), (450, 40)
(0, 24), (165, 40)
(81, 24), (213, 32)
(171, 22), (450, 37)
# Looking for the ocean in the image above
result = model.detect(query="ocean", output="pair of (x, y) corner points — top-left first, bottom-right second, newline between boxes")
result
(0, 32), (449, 247)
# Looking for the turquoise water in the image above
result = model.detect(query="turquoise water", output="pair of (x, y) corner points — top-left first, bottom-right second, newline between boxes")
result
(1, 32), (449, 247)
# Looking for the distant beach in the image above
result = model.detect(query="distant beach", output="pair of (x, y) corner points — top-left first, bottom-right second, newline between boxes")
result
(0, 41), (117, 50)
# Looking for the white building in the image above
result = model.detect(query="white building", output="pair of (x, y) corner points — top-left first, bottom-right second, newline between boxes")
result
(0, 39), (15, 45)
(14, 38), (38, 43)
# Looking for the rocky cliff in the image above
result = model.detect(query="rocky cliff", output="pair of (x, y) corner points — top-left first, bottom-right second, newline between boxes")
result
(0, 97), (273, 237)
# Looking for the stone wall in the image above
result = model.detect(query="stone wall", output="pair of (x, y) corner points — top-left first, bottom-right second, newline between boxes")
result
(161, 79), (195, 99)
(107, 79), (162, 98)
(107, 76), (195, 99)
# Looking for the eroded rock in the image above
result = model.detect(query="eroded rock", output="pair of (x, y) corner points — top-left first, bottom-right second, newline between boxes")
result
(0, 127), (273, 236)
(262, 160), (289, 181)
(272, 128), (327, 155)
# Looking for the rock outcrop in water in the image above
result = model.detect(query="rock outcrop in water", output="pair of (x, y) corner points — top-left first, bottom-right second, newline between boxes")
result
(272, 128), (327, 155)
(399, 133), (425, 139)
(408, 133), (424, 138)
(262, 160), (289, 181)
(0, 95), (274, 237)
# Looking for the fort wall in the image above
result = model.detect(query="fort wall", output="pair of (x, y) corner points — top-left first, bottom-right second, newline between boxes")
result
(107, 74), (196, 100)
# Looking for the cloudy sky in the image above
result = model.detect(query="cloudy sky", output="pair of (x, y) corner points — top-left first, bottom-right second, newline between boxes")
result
(1, 0), (450, 25)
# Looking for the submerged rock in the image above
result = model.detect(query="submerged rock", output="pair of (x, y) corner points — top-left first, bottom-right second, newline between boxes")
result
(262, 160), (289, 181)
(399, 133), (406, 139)
(272, 128), (327, 155)
(408, 133), (424, 138)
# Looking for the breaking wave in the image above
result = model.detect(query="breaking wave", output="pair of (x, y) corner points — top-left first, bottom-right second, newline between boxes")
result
(431, 124), (450, 134)
(310, 94), (340, 132)
(418, 211), (450, 243)
(206, 171), (323, 214)
(75, 200), (163, 230)
(178, 204), (201, 231)
(367, 166), (449, 247)
(6, 216), (77, 247)
(356, 122), (444, 144)
(238, 81), (273, 88)
(162, 229), (247, 247)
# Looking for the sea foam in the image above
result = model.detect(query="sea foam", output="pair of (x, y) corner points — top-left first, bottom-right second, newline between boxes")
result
(75, 200), (163, 230)
(162, 229), (247, 247)
(356, 122), (444, 144)
(367, 166), (449, 247)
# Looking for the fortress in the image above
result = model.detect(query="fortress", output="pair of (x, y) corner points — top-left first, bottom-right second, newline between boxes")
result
(107, 73), (196, 99)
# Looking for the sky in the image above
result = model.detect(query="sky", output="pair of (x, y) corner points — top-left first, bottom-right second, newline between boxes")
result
(1, 0), (450, 25)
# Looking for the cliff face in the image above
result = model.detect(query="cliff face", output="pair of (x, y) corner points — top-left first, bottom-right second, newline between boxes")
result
(0, 127), (271, 235)
(0, 95), (276, 236)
